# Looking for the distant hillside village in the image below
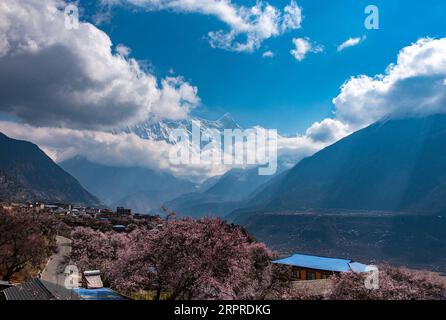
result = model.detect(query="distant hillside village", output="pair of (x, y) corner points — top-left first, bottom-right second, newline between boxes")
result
(3, 201), (134, 218)
(1, 201), (446, 300)
(0, 201), (150, 230)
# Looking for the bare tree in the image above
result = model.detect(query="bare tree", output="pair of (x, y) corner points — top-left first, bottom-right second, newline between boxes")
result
(0, 208), (58, 281)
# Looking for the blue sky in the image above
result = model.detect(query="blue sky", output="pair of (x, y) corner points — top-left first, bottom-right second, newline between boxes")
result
(2, 0), (446, 178)
(79, 0), (446, 134)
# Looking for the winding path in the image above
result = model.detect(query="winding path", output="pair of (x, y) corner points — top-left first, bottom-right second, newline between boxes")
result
(40, 236), (72, 286)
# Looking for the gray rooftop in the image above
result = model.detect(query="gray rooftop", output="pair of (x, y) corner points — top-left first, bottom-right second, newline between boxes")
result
(2, 279), (80, 300)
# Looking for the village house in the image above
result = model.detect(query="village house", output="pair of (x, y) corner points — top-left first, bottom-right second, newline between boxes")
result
(273, 253), (369, 281)
(0, 271), (129, 301)
(73, 270), (128, 300)
(116, 207), (132, 216)
(112, 224), (127, 232)
(85, 207), (100, 218)
(1, 279), (81, 300)
(96, 208), (114, 219)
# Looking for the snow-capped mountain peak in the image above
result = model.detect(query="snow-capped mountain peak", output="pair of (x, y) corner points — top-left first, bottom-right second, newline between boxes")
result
(121, 114), (242, 144)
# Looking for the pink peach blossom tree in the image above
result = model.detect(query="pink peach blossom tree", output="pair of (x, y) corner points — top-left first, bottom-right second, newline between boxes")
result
(71, 218), (290, 299)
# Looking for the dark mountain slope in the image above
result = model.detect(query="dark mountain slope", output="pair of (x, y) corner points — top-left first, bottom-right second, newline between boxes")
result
(0, 133), (100, 206)
(163, 166), (283, 218)
(234, 115), (446, 221)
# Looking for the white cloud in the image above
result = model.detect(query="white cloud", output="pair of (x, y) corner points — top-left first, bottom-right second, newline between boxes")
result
(290, 37), (323, 61)
(0, 120), (223, 179)
(337, 36), (366, 52)
(333, 37), (446, 129)
(0, 0), (199, 130)
(262, 50), (274, 58)
(0, 119), (327, 180)
(154, 77), (200, 120)
(101, 0), (303, 52)
(305, 119), (350, 143)
(284, 37), (446, 170)
(300, 37), (446, 153)
(281, 1), (303, 31)
(116, 44), (131, 57)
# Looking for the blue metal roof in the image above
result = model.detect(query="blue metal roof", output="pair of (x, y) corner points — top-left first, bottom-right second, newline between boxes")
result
(272, 253), (368, 273)
(73, 288), (127, 300)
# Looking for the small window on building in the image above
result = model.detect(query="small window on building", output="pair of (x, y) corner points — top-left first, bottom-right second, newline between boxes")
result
(292, 269), (300, 280)
(321, 273), (330, 279)
(306, 271), (316, 280)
